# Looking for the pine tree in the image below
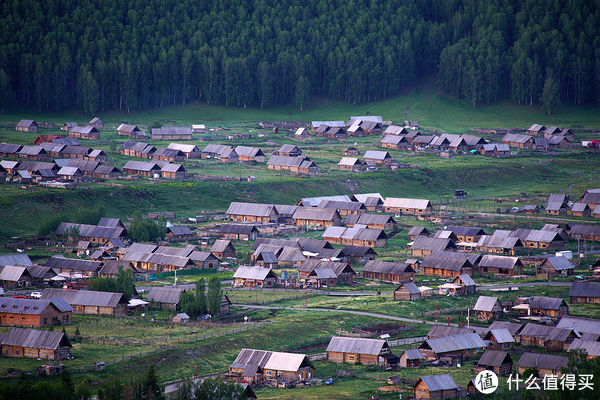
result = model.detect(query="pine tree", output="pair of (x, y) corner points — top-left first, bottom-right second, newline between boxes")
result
(207, 277), (222, 316)
(143, 365), (164, 400)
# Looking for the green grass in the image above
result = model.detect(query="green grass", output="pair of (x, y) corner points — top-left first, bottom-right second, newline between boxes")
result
(2, 81), (600, 133)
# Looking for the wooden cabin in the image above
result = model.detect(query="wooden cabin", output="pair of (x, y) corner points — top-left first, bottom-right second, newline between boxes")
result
(1, 328), (71, 360)
(16, 120), (38, 133)
(0, 298), (73, 327)
(383, 197), (432, 216)
(399, 349), (424, 368)
(473, 296), (503, 321)
(529, 296), (569, 318)
(569, 281), (600, 304)
(517, 352), (568, 378)
(418, 333), (486, 362)
(413, 374), (459, 400)
(394, 282), (421, 301)
(363, 260), (415, 283)
(40, 289), (126, 316)
(233, 266), (277, 288)
(326, 336), (395, 366)
(227, 349), (314, 386)
(210, 240), (236, 259)
(536, 256), (574, 278)
(218, 224), (258, 241)
(484, 329), (515, 351)
(478, 255), (523, 276)
(474, 350), (513, 377)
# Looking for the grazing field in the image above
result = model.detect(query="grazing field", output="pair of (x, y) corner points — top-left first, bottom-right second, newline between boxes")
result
(3, 82), (600, 132)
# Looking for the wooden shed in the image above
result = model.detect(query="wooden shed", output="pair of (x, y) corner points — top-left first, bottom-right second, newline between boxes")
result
(16, 119), (38, 133)
(399, 349), (424, 367)
(0, 298), (73, 327)
(40, 289), (127, 316)
(364, 260), (415, 283)
(233, 266), (277, 288)
(227, 348), (314, 386)
(473, 296), (503, 321)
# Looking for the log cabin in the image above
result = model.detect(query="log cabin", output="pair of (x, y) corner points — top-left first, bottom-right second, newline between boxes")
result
(536, 256), (574, 278)
(218, 224), (258, 241)
(413, 374), (459, 400)
(478, 255), (523, 276)
(383, 197), (432, 215)
(0, 328), (71, 360)
(293, 207), (341, 227)
(0, 297), (73, 327)
(411, 237), (456, 257)
(418, 333), (486, 362)
(529, 296), (569, 318)
(145, 286), (184, 310)
(473, 296), (503, 321)
(232, 266), (277, 287)
(40, 289), (127, 316)
(326, 336), (395, 366)
(322, 226), (387, 247)
(419, 252), (473, 278)
(344, 213), (396, 230)
(151, 126), (193, 140)
(210, 240), (236, 259)
(394, 282), (421, 300)
(399, 349), (424, 367)
(569, 281), (600, 304)
(484, 329), (514, 351)
(227, 348), (314, 386)
(16, 119), (38, 132)
(338, 157), (363, 172)
(516, 352), (568, 377)
(117, 124), (142, 137)
(474, 350), (513, 376)
(363, 260), (415, 283)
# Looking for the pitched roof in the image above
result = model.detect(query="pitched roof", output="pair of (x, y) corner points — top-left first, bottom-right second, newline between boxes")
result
(0, 253), (33, 266)
(326, 336), (387, 355)
(517, 352), (568, 370)
(421, 333), (486, 354)
(123, 160), (159, 172)
(488, 321), (522, 336)
(411, 237), (454, 252)
(544, 256), (574, 271)
(235, 146), (264, 158)
(0, 327), (70, 350)
(418, 375), (459, 392)
(402, 349), (424, 360)
(396, 281), (420, 294)
(383, 197), (431, 210)
(168, 225), (193, 235)
(453, 274), (476, 286)
(364, 260), (413, 274)
(233, 266), (277, 281)
(299, 195), (351, 207)
(569, 281), (600, 298)
(556, 316), (600, 334)
(16, 119), (36, 128)
(338, 157), (361, 166)
(363, 150), (390, 160)
(341, 245), (377, 257)
(267, 155), (309, 167)
(427, 325), (476, 338)
(218, 224), (258, 235)
(293, 207), (339, 221)
(146, 286), (184, 304)
(529, 296), (566, 310)
(227, 202), (275, 217)
(477, 350), (512, 367)
(0, 297), (73, 315)
(486, 329), (515, 344)
(44, 255), (101, 272)
(479, 255), (521, 269)
(0, 265), (28, 282)
(211, 240), (233, 253)
(568, 339), (600, 357)
(420, 253), (470, 271)
(230, 348), (313, 373)
(473, 296), (500, 312)
(55, 223), (124, 239)
(151, 126), (192, 135)
(40, 289), (123, 307)
(167, 143), (199, 153)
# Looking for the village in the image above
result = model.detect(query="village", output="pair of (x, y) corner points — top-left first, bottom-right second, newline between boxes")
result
(1, 117), (599, 188)
(0, 115), (600, 400)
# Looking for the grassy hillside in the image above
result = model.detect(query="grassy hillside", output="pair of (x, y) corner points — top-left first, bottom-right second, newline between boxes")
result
(2, 82), (600, 133)
(1, 152), (597, 238)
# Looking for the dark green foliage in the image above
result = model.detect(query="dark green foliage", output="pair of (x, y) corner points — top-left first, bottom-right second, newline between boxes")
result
(179, 279), (207, 318)
(7, 0), (598, 112)
(0, 374), (90, 400)
(37, 206), (104, 237)
(128, 213), (167, 242)
(195, 378), (247, 400)
(207, 277), (222, 316)
(143, 365), (165, 400)
(88, 266), (134, 301)
(541, 76), (560, 114)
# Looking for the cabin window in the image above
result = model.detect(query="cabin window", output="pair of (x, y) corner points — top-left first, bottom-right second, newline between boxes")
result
(266, 371), (272, 376)
(348, 354), (356, 362)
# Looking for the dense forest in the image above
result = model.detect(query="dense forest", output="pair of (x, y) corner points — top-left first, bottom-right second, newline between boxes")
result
(0, 0), (599, 113)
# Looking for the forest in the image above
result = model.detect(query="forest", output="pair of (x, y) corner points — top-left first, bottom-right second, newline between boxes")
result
(0, 0), (599, 113)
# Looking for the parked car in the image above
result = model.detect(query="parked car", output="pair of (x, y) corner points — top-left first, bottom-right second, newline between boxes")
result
(30, 291), (43, 298)
(13, 295), (27, 299)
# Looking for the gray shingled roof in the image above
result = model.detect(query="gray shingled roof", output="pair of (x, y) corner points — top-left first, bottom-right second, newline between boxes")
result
(487, 329), (515, 344)
(0, 327), (70, 350)
(293, 207), (338, 221)
(146, 286), (184, 304)
(402, 349), (424, 360)
(364, 260), (413, 275)
(233, 266), (276, 280)
(0, 253), (33, 267)
(411, 237), (454, 251)
(544, 256), (574, 271)
(419, 374), (459, 391)
(420, 253), (470, 272)
(427, 325), (476, 338)
(529, 296), (566, 310)
(227, 202), (275, 217)
(421, 333), (486, 354)
(397, 281), (420, 294)
(569, 281), (600, 298)
(556, 316), (600, 334)
(479, 255), (521, 269)
(41, 288), (123, 307)
(477, 350), (511, 367)
(0, 297), (73, 314)
(473, 296), (500, 312)
(517, 352), (568, 370)
(326, 336), (387, 355)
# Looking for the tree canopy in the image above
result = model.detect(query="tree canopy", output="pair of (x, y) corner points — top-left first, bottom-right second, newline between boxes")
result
(1, 0), (599, 112)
